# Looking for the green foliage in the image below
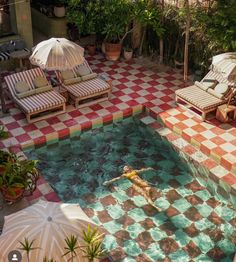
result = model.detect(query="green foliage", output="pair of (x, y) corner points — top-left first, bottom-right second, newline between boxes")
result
(101, 0), (134, 42)
(0, 152), (38, 197)
(43, 257), (57, 262)
(80, 225), (106, 262)
(134, 0), (164, 36)
(0, 126), (8, 140)
(62, 235), (80, 262)
(19, 238), (40, 262)
(205, 1), (236, 51)
(67, 0), (102, 35)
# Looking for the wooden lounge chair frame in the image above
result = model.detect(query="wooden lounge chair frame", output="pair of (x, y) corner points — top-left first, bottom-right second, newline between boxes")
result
(56, 60), (112, 108)
(4, 68), (66, 123)
(175, 70), (236, 120)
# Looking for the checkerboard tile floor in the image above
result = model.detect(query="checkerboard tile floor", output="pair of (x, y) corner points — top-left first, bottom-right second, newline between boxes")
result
(1, 54), (236, 261)
(158, 107), (236, 176)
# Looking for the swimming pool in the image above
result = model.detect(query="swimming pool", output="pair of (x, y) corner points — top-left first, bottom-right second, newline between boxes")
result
(25, 117), (236, 262)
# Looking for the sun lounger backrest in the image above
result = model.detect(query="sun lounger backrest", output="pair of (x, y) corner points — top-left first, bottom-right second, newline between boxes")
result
(4, 67), (47, 98)
(5, 68), (46, 90)
(73, 60), (93, 75)
(202, 70), (235, 87)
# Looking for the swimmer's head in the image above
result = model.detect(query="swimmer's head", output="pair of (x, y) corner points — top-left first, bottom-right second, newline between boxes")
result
(123, 165), (132, 173)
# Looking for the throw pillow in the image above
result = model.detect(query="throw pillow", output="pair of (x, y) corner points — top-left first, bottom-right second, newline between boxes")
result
(61, 70), (75, 81)
(76, 65), (91, 76)
(81, 73), (97, 81)
(16, 89), (36, 99)
(202, 79), (218, 89)
(33, 76), (48, 88)
(35, 85), (53, 94)
(207, 88), (224, 99)
(15, 81), (30, 94)
(214, 83), (229, 95)
(194, 81), (209, 91)
(64, 77), (82, 85)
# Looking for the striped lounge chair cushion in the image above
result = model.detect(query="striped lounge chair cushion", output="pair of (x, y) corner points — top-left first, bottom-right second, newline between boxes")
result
(14, 90), (66, 114)
(175, 85), (225, 110)
(0, 48), (30, 62)
(0, 51), (10, 61)
(4, 67), (66, 114)
(64, 77), (110, 98)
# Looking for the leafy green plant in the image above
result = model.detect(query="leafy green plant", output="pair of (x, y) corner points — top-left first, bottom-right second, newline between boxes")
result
(62, 235), (80, 262)
(80, 225), (106, 262)
(67, 0), (102, 36)
(0, 152), (38, 200)
(0, 126), (8, 140)
(101, 0), (134, 43)
(43, 257), (57, 262)
(19, 238), (40, 262)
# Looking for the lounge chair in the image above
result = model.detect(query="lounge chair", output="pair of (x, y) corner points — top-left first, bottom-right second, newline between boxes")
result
(4, 67), (66, 123)
(55, 60), (112, 108)
(175, 69), (236, 120)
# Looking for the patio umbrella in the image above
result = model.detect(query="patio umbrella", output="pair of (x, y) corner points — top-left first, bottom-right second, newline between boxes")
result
(212, 52), (236, 66)
(30, 38), (85, 70)
(0, 200), (97, 261)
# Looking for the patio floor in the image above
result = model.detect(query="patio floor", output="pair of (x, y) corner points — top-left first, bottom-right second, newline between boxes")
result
(0, 53), (236, 260)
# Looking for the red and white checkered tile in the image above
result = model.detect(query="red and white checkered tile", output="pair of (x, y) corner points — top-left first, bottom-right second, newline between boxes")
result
(1, 53), (236, 204)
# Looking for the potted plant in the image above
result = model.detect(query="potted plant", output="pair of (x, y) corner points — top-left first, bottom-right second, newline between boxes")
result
(0, 152), (39, 202)
(67, 1), (101, 46)
(18, 238), (40, 262)
(53, 0), (66, 18)
(102, 0), (134, 61)
(62, 235), (80, 262)
(123, 45), (133, 61)
(87, 44), (96, 56)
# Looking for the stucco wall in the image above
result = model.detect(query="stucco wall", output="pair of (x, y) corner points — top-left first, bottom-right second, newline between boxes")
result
(14, 0), (33, 48)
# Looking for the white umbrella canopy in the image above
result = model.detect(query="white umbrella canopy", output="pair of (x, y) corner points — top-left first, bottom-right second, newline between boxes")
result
(212, 52), (236, 65)
(0, 200), (98, 262)
(30, 38), (85, 70)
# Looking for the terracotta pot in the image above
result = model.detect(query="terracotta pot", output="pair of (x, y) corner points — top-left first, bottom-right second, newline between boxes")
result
(54, 6), (66, 18)
(87, 44), (96, 56)
(105, 42), (121, 61)
(124, 50), (133, 61)
(0, 186), (24, 202)
(101, 42), (106, 54)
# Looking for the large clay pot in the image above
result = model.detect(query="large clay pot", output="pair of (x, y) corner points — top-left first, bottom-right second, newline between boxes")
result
(54, 6), (66, 18)
(0, 186), (24, 202)
(105, 42), (121, 61)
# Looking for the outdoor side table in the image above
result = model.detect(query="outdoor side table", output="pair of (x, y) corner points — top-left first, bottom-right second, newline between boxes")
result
(216, 104), (236, 123)
(54, 85), (69, 102)
(10, 50), (31, 69)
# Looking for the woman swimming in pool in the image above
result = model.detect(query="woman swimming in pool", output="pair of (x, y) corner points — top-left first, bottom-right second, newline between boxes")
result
(103, 166), (161, 212)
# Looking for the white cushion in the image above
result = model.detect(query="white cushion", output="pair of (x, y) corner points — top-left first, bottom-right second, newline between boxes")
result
(33, 76), (48, 88)
(207, 88), (224, 99)
(15, 81), (30, 93)
(194, 81), (209, 91)
(214, 83), (229, 95)
(201, 79), (218, 89)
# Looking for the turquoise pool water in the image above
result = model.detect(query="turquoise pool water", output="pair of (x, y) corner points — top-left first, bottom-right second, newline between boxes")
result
(25, 118), (236, 262)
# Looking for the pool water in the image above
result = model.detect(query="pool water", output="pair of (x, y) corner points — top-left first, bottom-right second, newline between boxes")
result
(25, 118), (236, 262)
